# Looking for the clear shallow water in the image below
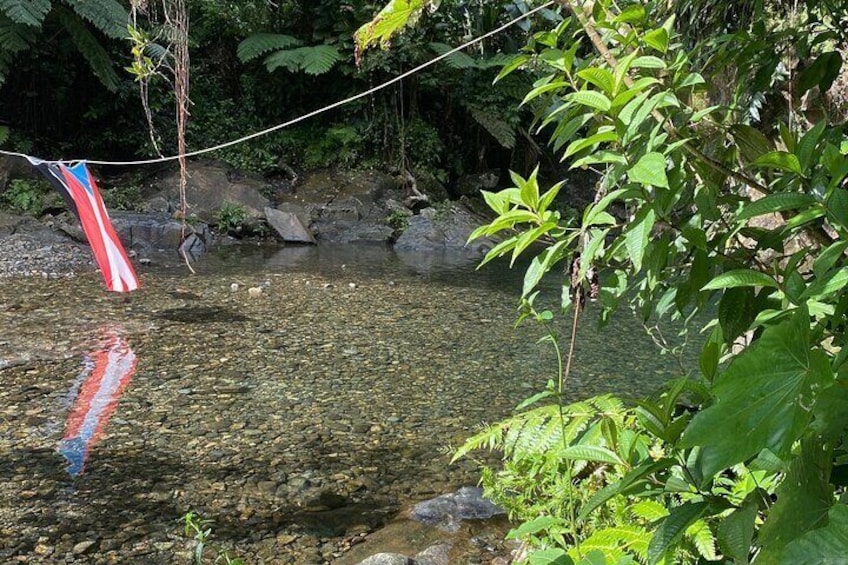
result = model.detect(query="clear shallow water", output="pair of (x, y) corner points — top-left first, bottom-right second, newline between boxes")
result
(0, 244), (690, 563)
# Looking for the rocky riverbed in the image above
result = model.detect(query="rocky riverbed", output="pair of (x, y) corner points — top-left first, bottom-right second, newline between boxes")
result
(0, 242), (681, 564)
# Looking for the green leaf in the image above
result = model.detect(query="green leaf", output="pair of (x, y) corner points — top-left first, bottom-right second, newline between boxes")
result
(682, 308), (835, 476)
(354, 0), (427, 50)
(647, 502), (709, 564)
(510, 515), (561, 538)
(628, 152), (669, 188)
(779, 505), (848, 564)
(522, 80), (570, 106)
(797, 51), (843, 95)
(718, 497), (758, 564)
(643, 28), (669, 53)
(495, 53), (531, 83)
(736, 193), (818, 220)
(564, 131), (619, 158)
(631, 56), (666, 70)
(613, 4), (645, 24)
(813, 241), (848, 278)
(577, 67), (615, 95)
(527, 548), (574, 565)
(237, 33), (301, 62)
(468, 105), (516, 148)
(579, 459), (676, 521)
(264, 45), (342, 75)
(718, 287), (756, 343)
(800, 266), (848, 301)
(0, 0), (50, 27)
(567, 90), (612, 112)
(560, 444), (624, 465)
(752, 151), (803, 174)
(702, 269), (778, 290)
(625, 207), (655, 273)
(796, 121), (827, 172)
(758, 439), (834, 561)
(731, 124), (773, 163)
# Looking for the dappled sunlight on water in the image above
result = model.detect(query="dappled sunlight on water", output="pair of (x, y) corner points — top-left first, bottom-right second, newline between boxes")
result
(0, 244), (694, 562)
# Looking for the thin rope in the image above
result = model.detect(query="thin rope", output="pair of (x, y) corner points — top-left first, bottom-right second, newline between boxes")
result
(0, 2), (555, 167)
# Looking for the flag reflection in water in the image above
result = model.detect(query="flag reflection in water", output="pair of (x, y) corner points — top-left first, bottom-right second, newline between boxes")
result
(58, 332), (137, 477)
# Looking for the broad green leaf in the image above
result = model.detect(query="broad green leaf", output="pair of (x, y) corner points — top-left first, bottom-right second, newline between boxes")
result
(731, 124), (773, 163)
(682, 308), (834, 476)
(647, 502), (709, 564)
(628, 152), (669, 188)
(778, 504), (848, 564)
(702, 269), (778, 290)
(564, 131), (619, 158)
(752, 151), (803, 174)
(800, 266), (848, 300)
(613, 4), (645, 24)
(481, 189), (509, 215)
(625, 207), (655, 273)
(758, 439), (834, 561)
(527, 548), (574, 565)
(643, 28), (669, 53)
(797, 51), (843, 95)
(520, 166), (541, 208)
(567, 90), (612, 112)
(522, 81), (570, 106)
(718, 497), (758, 564)
(691, 105), (721, 122)
(813, 241), (848, 278)
(825, 188), (848, 230)
(579, 459), (676, 520)
(736, 193), (817, 220)
(578, 229), (610, 281)
(354, 0), (428, 50)
(571, 151), (628, 169)
(677, 72), (705, 88)
(718, 287), (756, 343)
(509, 515), (561, 538)
(631, 56), (666, 70)
(538, 181), (565, 214)
(577, 67), (615, 95)
(796, 121), (827, 172)
(494, 53), (530, 83)
(560, 444), (624, 465)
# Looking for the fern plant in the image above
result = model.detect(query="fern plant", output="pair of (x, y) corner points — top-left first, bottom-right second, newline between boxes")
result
(0, 0), (127, 89)
(237, 32), (342, 76)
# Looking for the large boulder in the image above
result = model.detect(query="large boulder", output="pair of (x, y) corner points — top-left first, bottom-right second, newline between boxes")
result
(144, 161), (271, 223)
(276, 169), (403, 244)
(265, 207), (316, 244)
(109, 212), (211, 254)
(410, 487), (504, 533)
(393, 204), (494, 253)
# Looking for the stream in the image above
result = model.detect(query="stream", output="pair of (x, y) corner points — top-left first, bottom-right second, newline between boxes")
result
(0, 244), (687, 564)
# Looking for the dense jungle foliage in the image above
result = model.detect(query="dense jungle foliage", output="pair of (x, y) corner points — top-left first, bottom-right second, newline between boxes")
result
(2, 0), (848, 563)
(0, 0), (559, 186)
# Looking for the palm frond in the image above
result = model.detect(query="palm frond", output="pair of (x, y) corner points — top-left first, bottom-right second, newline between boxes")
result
(264, 45), (342, 75)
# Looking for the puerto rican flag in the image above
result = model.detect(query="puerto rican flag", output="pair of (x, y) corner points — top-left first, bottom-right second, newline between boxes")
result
(28, 158), (139, 292)
(58, 332), (138, 477)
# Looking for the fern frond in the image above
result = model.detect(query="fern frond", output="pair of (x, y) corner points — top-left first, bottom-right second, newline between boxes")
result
(0, 0), (50, 28)
(574, 525), (652, 563)
(264, 44), (342, 75)
(429, 42), (478, 69)
(62, 0), (127, 39)
(0, 13), (35, 52)
(686, 519), (718, 560)
(0, 125), (8, 145)
(55, 6), (118, 91)
(630, 499), (669, 522)
(299, 44), (342, 75)
(468, 105), (517, 149)
(237, 33), (300, 63)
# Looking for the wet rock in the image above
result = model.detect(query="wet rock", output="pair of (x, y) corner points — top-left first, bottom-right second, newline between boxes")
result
(358, 553), (414, 565)
(148, 161), (272, 222)
(410, 487), (504, 532)
(110, 211), (211, 253)
(453, 172), (499, 197)
(72, 540), (97, 555)
(265, 207), (316, 244)
(393, 203), (493, 253)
